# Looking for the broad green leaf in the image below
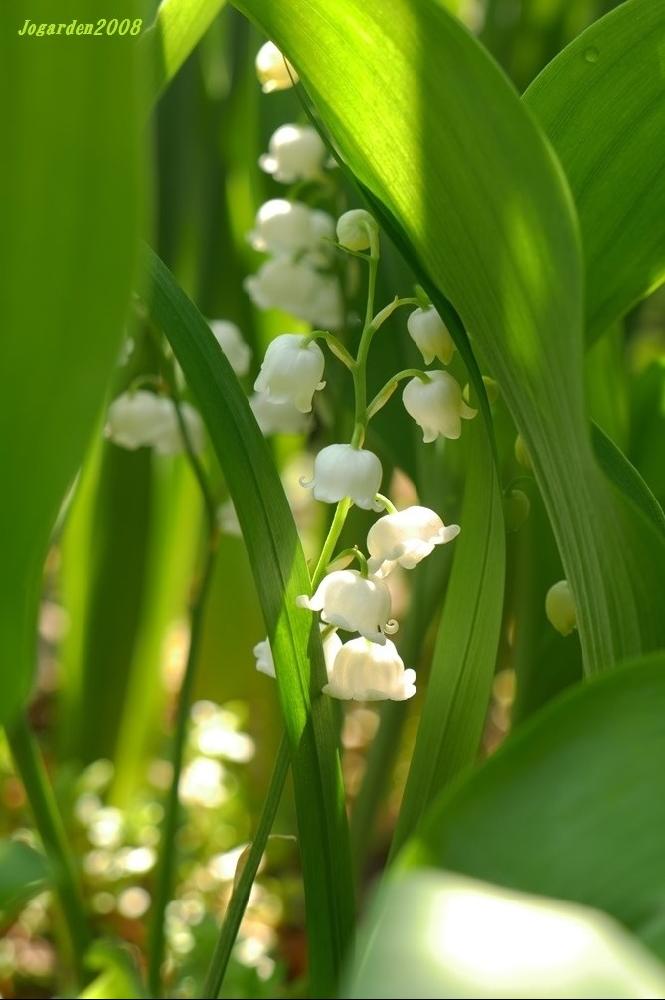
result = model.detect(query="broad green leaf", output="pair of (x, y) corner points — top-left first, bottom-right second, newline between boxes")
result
(233, 0), (665, 673)
(0, 1), (142, 724)
(79, 941), (146, 999)
(143, 0), (228, 97)
(0, 840), (49, 921)
(345, 870), (665, 999)
(140, 245), (354, 996)
(400, 653), (665, 958)
(524, 0), (665, 342)
(391, 420), (505, 854)
(591, 422), (665, 539)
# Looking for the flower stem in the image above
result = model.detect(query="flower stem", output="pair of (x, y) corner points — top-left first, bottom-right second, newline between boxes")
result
(6, 715), (90, 987)
(366, 368), (431, 419)
(200, 736), (290, 999)
(147, 537), (218, 997)
(311, 497), (353, 589)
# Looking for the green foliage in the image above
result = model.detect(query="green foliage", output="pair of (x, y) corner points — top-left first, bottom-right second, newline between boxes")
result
(0, 840), (49, 922)
(0, 0), (142, 723)
(141, 246), (354, 995)
(143, 0), (228, 97)
(400, 653), (665, 957)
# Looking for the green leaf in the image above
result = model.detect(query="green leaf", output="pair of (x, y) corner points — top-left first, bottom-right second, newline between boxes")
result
(391, 420), (505, 854)
(345, 870), (665, 999)
(233, 0), (665, 672)
(399, 652), (665, 958)
(591, 422), (665, 539)
(140, 245), (354, 996)
(0, 840), (49, 922)
(143, 0), (228, 98)
(80, 941), (146, 999)
(0, 1), (142, 724)
(524, 0), (665, 342)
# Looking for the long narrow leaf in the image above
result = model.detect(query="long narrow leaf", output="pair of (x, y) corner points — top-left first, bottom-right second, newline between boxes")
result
(140, 245), (354, 996)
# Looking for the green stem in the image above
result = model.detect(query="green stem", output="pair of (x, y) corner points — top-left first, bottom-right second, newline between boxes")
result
(367, 368), (431, 420)
(330, 546), (368, 577)
(6, 715), (90, 987)
(311, 497), (353, 589)
(304, 330), (355, 371)
(147, 538), (218, 996)
(200, 736), (290, 999)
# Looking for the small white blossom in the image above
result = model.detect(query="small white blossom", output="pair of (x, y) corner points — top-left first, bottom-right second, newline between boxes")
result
(249, 392), (310, 436)
(209, 319), (251, 377)
(297, 570), (395, 645)
(407, 306), (455, 365)
(255, 41), (298, 93)
(367, 505), (460, 578)
(336, 209), (377, 251)
(323, 637), (416, 701)
(254, 334), (325, 413)
(259, 124), (326, 183)
(106, 391), (205, 455)
(254, 628), (342, 678)
(248, 199), (334, 259)
(545, 580), (577, 636)
(302, 443), (383, 510)
(245, 256), (343, 328)
(403, 371), (476, 442)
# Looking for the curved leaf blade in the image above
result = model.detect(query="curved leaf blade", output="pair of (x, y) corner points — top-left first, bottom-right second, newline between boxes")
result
(140, 245), (354, 995)
(524, 0), (665, 342)
(400, 652), (665, 957)
(0, 840), (49, 922)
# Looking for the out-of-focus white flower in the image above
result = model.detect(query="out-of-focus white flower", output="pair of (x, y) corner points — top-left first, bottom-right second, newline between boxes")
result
(249, 392), (310, 436)
(259, 124), (326, 183)
(302, 443), (383, 510)
(106, 391), (205, 455)
(209, 319), (251, 377)
(407, 306), (455, 365)
(545, 580), (577, 636)
(117, 886), (151, 919)
(255, 41), (298, 93)
(88, 807), (124, 849)
(367, 505), (460, 578)
(179, 757), (227, 808)
(402, 371), (476, 442)
(217, 499), (242, 537)
(254, 334), (325, 413)
(254, 627), (342, 678)
(336, 209), (377, 251)
(324, 637), (416, 701)
(248, 199), (334, 260)
(297, 570), (395, 645)
(245, 256), (343, 328)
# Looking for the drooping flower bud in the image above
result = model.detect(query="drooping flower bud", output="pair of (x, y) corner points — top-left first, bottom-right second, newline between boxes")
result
(255, 41), (298, 93)
(514, 433), (533, 470)
(244, 256), (343, 328)
(367, 505), (460, 578)
(254, 334), (325, 413)
(248, 199), (334, 258)
(302, 443), (383, 510)
(407, 306), (455, 365)
(297, 570), (395, 644)
(254, 627), (342, 678)
(545, 580), (577, 636)
(259, 124), (326, 183)
(336, 209), (377, 251)
(209, 319), (251, 377)
(323, 637), (416, 701)
(249, 392), (310, 436)
(402, 371), (476, 442)
(503, 489), (531, 533)
(106, 391), (204, 455)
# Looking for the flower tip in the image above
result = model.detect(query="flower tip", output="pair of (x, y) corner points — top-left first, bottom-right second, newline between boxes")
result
(384, 619), (399, 636)
(295, 595), (311, 609)
(444, 524), (461, 543)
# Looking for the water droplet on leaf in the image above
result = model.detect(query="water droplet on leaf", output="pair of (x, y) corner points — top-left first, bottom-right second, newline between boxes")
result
(583, 46), (600, 63)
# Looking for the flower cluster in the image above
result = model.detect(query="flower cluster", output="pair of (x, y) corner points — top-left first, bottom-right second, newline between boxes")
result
(105, 390), (204, 456)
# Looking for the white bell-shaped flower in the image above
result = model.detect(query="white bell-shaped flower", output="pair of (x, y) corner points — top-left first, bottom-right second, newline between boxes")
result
(248, 199), (334, 259)
(244, 256), (343, 328)
(336, 209), (376, 251)
(323, 637), (416, 701)
(407, 306), (455, 365)
(259, 124), (326, 183)
(254, 334), (325, 414)
(254, 627), (342, 679)
(367, 505), (460, 578)
(255, 41), (298, 93)
(249, 392), (310, 436)
(545, 580), (577, 636)
(106, 391), (204, 455)
(403, 371), (477, 442)
(302, 443), (383, 510)
(209, 319), (251, 377)
(297, 569), (395, 644)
